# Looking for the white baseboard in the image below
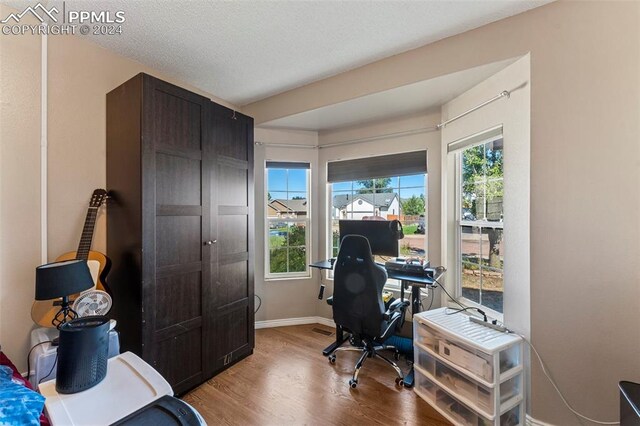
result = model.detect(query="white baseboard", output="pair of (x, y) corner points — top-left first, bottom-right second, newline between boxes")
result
(255, 316), (334, 329)
(526, 414), (555, 426)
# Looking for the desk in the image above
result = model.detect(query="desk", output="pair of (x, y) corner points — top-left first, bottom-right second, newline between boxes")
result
(310, 259), (442, 387)
(310, 259), (437, 313)
(309, 260), (345, 356)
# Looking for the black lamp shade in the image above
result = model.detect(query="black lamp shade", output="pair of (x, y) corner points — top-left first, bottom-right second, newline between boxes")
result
(35, 259), (93, 300)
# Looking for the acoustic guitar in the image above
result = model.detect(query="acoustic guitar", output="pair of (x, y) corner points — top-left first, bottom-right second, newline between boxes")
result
(31, 189), (112, 327)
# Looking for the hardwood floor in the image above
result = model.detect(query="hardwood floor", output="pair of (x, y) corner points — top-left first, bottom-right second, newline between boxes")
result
(183, 324), (450, 425)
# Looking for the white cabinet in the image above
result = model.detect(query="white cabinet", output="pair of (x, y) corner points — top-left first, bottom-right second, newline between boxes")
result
(413, 308), (524, 426)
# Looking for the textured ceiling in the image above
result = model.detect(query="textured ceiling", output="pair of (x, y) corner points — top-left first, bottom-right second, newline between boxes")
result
(9, 0), (551, 105)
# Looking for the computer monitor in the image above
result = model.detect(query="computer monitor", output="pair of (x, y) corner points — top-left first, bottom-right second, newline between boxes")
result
(338, 220), (401, 257)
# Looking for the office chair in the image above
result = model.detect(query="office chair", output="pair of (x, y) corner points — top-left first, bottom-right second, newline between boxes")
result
(327, 235), (410, 388)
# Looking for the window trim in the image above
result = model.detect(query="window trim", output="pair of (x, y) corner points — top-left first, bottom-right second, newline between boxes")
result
(325, 172), (428, 285)
(264, 165), (312, 280)
(452, 138), (505, 320)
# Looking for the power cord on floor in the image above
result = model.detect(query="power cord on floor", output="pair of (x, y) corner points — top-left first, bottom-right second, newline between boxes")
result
(508, 330), (620, 425)
(431, 266), (619, 425)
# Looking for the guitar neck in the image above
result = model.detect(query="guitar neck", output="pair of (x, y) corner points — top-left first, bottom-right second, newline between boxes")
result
(76, 207), (98, 260)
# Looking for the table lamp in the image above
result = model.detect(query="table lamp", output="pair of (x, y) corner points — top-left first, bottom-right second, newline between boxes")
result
(35, 260), (93, 329)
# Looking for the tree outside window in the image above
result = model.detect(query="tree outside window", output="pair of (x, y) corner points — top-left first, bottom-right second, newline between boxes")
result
(459, 139), (504, 313)
(330, 174), (427, 263)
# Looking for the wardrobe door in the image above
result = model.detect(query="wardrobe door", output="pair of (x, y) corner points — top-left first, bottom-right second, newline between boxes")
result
(141, 75), (212, 394)
(207, 105), (254, 374)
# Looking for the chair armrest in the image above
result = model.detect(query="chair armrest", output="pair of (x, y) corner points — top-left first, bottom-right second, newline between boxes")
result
(388, 299), (408, 312)
(383, 299), (409, 321)
(380, 311), (402, 341)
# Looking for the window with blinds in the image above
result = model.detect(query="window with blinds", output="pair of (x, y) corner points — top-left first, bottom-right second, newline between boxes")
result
(327, 151), (428, 275)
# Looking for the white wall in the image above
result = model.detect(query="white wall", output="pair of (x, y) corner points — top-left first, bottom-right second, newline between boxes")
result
(0, 5), (41, 366)
(255, 112), (442, 322)
(441, 55), (531, 406)
(253, 128), (321, 321)
(245, 3), (640, 422)
(442, 55), (531, 337)
(0, 4), (236, 371)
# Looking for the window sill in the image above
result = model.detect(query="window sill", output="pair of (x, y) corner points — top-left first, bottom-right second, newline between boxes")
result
(383, 280), (403, 292)
(264, 275), (313, 282)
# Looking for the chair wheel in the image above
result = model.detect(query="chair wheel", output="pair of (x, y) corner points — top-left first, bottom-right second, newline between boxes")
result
(349, 379), (358, 389)
(328, 355), (336, 364)
(395, 377), (404, 386)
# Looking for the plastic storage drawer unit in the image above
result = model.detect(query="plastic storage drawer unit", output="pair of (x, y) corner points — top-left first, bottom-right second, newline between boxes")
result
(413, 308), (524, 426)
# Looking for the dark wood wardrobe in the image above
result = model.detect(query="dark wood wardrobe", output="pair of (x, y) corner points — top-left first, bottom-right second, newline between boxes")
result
(106, 73), (254, 394)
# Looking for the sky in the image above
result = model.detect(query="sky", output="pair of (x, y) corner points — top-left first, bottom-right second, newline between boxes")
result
(267, 168), (426, 200)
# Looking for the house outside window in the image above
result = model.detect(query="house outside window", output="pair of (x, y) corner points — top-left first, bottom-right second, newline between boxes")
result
(329, 174), (427, 263)
(326, 151), (428, 283)
(265, 162), (311, 279)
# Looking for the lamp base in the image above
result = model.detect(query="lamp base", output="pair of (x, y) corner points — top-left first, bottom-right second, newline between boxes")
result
(52, 296), (78, 329)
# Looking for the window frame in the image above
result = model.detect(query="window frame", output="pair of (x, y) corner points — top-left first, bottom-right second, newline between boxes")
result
(264, 165), (312, 280)
(453, 138), (505, 320)
(326, 173), (428, 288)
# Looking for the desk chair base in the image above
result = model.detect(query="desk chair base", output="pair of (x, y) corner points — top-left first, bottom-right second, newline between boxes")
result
(328, 343), (404, 388)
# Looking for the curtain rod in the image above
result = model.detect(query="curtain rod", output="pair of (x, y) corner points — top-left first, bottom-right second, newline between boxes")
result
(319, 126), (438, 149)
(254, 141), (318, 149)
(255, 126), (438, 150)
(255, 89), (511, 150)
(255, 126), (438, 149)
(436, 90), (510, 130)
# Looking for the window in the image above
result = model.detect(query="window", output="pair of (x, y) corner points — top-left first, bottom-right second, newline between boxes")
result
(265, 162), (310, 279)
(326, 151), (428, 282)
(329, 174), (427, 264)
(456, 138), (504, 313)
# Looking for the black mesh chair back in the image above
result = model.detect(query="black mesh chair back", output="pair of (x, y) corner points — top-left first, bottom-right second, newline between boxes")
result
(332, 235), (388, 339)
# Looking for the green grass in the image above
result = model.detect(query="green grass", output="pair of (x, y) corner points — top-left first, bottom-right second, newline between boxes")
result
(400, 246), (413, 256)
(403, 224), (418, 235)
